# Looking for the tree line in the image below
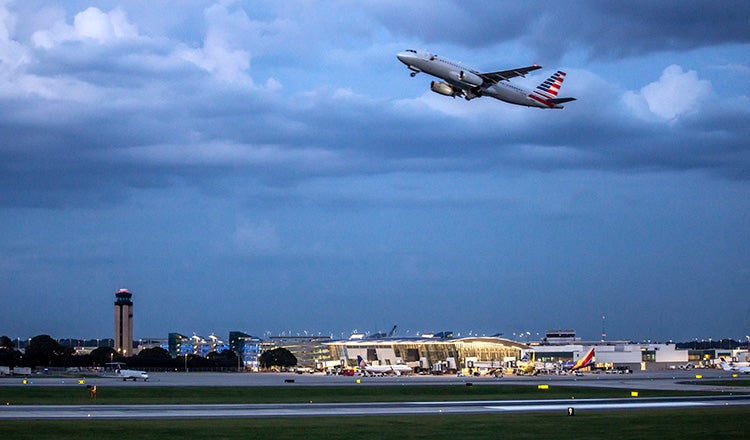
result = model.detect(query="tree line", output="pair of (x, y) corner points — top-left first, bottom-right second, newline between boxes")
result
(0, 334), (239, 370)
(1, 335), (298, 370)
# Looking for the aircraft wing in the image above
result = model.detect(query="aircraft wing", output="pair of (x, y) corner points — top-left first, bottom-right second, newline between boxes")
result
(479, 65), (543, 85)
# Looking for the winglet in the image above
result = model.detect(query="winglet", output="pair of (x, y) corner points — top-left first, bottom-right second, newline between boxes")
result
(514, 64), (541, 78)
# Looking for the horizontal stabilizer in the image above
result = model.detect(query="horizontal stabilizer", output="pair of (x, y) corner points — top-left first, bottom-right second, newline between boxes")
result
(550, 97), (576, 104)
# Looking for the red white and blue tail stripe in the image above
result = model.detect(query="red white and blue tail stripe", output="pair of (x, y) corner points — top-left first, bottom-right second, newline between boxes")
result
(529, 71), (572, 108)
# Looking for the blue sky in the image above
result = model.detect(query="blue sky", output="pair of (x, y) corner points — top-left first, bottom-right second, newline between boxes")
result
(1, 1), (748, 343)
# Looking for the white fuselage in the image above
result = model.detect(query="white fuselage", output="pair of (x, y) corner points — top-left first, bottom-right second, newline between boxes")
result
(719, 361), (750, 374)
(357, 355), (412, 375)
(117, 369), (149, 381)
(397, 50), (553, 108)
(362, 364), (413, 376)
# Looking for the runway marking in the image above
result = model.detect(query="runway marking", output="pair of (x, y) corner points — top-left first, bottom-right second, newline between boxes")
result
(2, 397), (749, 420)
(485, 401), (707, 412)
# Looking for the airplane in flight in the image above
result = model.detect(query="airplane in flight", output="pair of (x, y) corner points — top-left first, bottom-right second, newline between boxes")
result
(396, 49), (575, 109)
(357, 355), (413, 376)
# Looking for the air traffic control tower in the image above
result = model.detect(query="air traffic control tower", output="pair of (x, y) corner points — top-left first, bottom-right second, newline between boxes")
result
(114, 288), (134, 356)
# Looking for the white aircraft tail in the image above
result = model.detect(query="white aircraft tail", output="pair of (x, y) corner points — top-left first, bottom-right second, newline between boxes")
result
(718, 358), (734, 371)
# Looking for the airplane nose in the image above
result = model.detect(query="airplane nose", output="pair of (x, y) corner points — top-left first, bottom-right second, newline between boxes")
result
(397, 51), (411, 64)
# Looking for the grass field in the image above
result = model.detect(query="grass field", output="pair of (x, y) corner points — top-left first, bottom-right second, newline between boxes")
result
(0, 384), (725, 405)
(683, 379), (750, 387)
(1, 408), (748, 439)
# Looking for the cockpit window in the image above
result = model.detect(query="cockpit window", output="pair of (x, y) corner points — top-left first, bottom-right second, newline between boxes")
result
(405, 49), (417, 53)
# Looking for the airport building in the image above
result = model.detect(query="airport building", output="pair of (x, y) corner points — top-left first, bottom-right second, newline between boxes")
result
(188, 334), (229, 357)
(168, 333), (190, 358)
(135, 338), (168, 353)
(688, 347), (749, 365)
(529, 330), (689, 371)
(326, 334), (528, 373)
(167, 333), (228, 357)
(531, 342), (689, 370)
(262, 335), (333, 369)
(113, 289), (134, 356)
(163, 331), (261, 369)
(229, 332), (263, 370)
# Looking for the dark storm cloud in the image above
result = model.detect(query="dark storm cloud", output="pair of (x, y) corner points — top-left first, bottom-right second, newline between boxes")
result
(1, 1), (747, 210)
(367, 0), (750, 61)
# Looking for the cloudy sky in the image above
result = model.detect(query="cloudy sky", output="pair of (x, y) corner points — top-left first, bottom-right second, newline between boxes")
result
(1, 1), (748, 343)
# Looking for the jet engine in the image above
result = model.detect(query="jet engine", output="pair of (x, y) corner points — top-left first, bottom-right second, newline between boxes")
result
(430, 81), (458, 97)
(451, 70), (483, 87)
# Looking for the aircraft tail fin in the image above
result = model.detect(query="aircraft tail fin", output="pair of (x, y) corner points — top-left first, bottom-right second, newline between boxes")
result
(718, 358), (733, 371)
(529, 71), (575, 108)
(571, 348), (595, 371)
(357, 355), (367, 367)
(534, 71), (567, 98)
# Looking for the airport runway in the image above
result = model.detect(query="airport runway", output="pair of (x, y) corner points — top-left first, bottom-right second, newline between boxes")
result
(2, 370), (748, 420)
(2, 395), (750, 420)
(0, 368), (744, 392)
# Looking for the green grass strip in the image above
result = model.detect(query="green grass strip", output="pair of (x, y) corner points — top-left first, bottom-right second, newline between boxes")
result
(682, 379), (750, 387)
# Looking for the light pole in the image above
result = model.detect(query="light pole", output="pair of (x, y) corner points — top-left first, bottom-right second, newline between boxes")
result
(184, 353), (188, 372)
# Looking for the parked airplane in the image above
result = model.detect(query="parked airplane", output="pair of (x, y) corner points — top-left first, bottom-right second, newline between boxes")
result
(116, 368), (149, 381)
(397, 49), (575, 109)
(563, 347), (595, 372)
(357, 355), (412, 376)
(719, 358), (750, 374)
(516, 351), (538, 375)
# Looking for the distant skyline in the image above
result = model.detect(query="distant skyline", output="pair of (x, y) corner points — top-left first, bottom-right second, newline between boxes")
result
(1, 1), (749, 342)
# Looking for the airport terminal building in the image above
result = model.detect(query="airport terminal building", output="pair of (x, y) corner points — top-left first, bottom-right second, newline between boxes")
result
(326, 330), (694, 374)
(262, 335), (333, 369)
(326, 335), (528, 373)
